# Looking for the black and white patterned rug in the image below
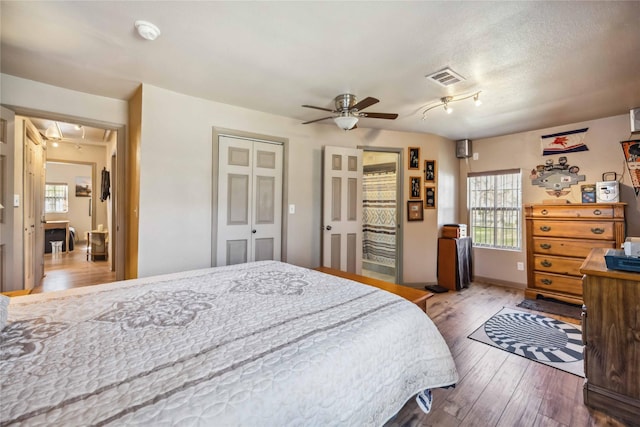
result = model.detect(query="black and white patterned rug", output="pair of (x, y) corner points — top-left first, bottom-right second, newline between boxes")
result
(468, 307), (584, 377)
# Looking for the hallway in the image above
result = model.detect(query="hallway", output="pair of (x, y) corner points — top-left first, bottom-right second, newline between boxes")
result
(32, 242), (116, 293)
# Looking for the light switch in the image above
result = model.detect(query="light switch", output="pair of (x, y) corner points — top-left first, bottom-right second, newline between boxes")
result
(473, 152), (479, 160)
(13, 194), (20, 207)
(289, 204), (295, 214)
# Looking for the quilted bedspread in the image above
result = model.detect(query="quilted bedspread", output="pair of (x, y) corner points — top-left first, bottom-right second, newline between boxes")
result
(0, 261), (457, 426)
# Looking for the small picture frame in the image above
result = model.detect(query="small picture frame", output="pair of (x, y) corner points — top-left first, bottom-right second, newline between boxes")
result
(424, 160), (436, 182)
(407, 200), (424, 221)
(75, 176), (92, 197)
(425, 186), (436, 209)
(409, 176), (422, 199)
(408, 147), (420, 170)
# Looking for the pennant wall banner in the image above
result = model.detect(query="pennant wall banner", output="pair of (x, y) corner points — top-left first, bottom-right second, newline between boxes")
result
(620, 139), (640, 196)
(541, 128), (589, 156)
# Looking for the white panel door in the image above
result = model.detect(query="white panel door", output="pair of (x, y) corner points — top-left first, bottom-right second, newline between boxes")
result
(0, 107), (14, 291)
(217, 135), (282, 266)
(23, 127), (46, 290)
(322, 146), (363, 273)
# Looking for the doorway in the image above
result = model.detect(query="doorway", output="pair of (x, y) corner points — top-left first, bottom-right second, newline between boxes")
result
(4, 110), (124, 292)
(361, 149), (402, 283)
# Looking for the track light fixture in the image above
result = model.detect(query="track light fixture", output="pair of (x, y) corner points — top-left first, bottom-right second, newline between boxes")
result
(422, 91), (482, 120)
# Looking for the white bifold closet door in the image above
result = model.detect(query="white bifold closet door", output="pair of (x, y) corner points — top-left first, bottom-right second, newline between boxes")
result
(216, 135), (283, 266)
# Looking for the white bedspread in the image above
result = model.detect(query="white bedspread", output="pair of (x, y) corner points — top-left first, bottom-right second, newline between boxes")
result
(1, 261), (457, 426)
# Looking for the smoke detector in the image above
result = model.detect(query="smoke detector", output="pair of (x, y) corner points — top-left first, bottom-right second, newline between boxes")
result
(135, 20), (161, 41)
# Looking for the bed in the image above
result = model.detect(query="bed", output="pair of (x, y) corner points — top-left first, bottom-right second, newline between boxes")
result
(0, 261), (457, 426)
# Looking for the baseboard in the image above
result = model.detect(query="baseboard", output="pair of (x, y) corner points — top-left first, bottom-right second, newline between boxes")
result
(473, 276), (525, 290)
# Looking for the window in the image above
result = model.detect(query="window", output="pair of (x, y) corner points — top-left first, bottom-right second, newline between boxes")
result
(45, 183), (68, 213)
(468, 169), (521, 250)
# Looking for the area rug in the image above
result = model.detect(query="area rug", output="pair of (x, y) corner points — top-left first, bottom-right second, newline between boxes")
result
(468, 307), (584, 377)
(516, 298), (582, 320)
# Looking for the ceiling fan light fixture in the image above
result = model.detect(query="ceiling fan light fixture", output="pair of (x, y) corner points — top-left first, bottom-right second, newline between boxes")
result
(334, 115), (359, 130)
(474, 93), (482, 106)
(135, 20), (161, 41)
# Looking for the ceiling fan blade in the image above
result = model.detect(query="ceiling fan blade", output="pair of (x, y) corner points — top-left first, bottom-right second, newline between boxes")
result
(351, 97), (379, 111)
(302, 104), (334, 112)
(302, 116), (334, 124)
(360, 112), (399, 120)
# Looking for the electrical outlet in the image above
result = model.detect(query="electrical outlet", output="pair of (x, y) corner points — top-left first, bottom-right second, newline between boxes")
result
(517, 262), (525, 271)
(473, 152), (479, 160)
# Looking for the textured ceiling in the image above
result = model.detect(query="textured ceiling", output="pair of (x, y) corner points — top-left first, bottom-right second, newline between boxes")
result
(2, 1), (640, 140)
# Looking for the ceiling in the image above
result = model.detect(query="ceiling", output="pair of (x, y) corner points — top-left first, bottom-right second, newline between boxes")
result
(27, 118), (111, 146)
(2, 1), (640, 140)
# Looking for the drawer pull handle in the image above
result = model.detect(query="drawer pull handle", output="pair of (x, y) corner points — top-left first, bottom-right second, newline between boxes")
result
(541, 260), (552, 267)
(593, 209), (602, 216)
(591, 227), (605, 234)
(540, 243), (552, 249)
(541, 279), (553, 285)
(540, 226), (551, 232)
(541, 209), (548, 215)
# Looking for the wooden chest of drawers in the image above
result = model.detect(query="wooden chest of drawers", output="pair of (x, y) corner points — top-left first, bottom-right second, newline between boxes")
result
(580, 248), (640, 424)
(524, 203), (625, 304)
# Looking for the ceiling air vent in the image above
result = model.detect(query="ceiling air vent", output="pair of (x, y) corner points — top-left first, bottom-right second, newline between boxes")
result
(426, 67), (466, 87)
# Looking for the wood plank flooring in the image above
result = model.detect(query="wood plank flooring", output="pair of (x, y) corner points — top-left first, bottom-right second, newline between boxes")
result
(32, 243), (116, 294)
(385, 282), (628, 427)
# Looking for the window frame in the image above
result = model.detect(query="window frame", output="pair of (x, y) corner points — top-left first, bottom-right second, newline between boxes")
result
(467, 169), (522, 251)
(44, 182), (69, 214)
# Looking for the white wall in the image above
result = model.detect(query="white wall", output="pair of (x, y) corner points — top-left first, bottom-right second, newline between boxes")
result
(458, 114), (640, 287)
(45, 162), (93, 241)
(138, 84), (457, 281)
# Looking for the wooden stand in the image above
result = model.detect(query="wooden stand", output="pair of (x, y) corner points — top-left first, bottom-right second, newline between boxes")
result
(580, 248), (640, 424)
(87, 230), (108, 261)
(437, 237), (473, 291)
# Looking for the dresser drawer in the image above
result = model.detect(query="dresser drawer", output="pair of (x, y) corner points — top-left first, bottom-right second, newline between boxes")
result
(533, 254), (584, 276)
(533, 272), (583, 296)
(529, 204), (614, 219)
(532, 238), (617, 258)
(531, 220), (614, 240)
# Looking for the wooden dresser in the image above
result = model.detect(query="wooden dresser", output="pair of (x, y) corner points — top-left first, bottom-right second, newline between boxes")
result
(524, 203), (625, 305)
(580, 248), (640, 424)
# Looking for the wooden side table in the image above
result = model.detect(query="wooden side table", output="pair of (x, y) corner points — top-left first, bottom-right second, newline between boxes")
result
(87, 230), (108, 261)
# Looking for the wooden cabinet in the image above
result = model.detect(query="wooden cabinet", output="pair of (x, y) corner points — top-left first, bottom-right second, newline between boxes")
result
(87, 230), (108, 261)
(580, 248), (640, 424)
(524, 203), (625, 304)
(437, 237), (473, 291)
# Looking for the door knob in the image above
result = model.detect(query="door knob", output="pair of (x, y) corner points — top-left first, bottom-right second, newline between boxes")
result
(326, 225), (332, 231)
(252, 229), (257, 234)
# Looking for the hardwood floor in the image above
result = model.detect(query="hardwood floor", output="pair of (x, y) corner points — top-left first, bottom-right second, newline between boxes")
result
(385, 282), (628, 427)
(32, 242), (116, 294)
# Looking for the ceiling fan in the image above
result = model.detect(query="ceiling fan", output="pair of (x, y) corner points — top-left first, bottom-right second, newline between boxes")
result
(302, 94), (398, 130)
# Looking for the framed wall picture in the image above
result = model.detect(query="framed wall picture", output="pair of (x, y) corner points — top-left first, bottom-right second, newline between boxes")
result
(408, 147), (420, 170)
(424, 160), (436, 182)
(409, 176), (422, 199)
(425, 186), (436, 209)
(75, 176), (92, 197)
(407, 200), (424, 221)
